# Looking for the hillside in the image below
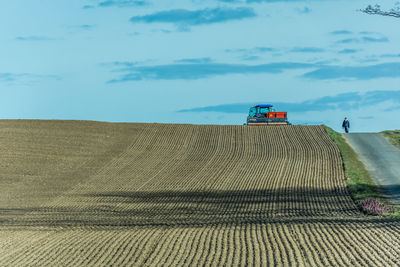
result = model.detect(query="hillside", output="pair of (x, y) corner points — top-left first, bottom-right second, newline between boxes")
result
(0, 120), (399, 266)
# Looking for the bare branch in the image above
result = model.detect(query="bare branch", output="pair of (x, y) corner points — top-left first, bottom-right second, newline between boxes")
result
(361, 3), (400, 18)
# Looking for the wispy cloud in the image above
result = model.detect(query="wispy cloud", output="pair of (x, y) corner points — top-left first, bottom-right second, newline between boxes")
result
(225, 47), (277, 60)
(303, 62), (400, 80)
(330, 30), (353, 35)
(359, 31), (377, 35)
(174, 58), (213, 63)
(380, 53), (400, 59)
(246, 0), (313, 2)
(338, 49), (359, 54)
(99, 0), (147, 7)
(106, 60), (400, 82)
(337, 36), (389, 44)
(0, 73), (22, 82)
(15, 36), (56, 41)
(129, 7), (256, 27)
(337, 38), (360, 44)
(241, 55), (260, 61)
(362, 36), (389, 42)
(214, 0), (316, 2)
(178, 91), (400, 114)
(225, 47), (276, 53)
(227, 46), (325, 56)
(191, 0), (278, 2)
(79, 24), (95, 30)
(349, 53), (400, 63)
(290, 47), (324, 53)
(107, 61), (315, 82)
(83, 0), (147, 8)
(0, 73), (60, 84)
(295, 7), (311, 14)
(67, 24), (96, 31)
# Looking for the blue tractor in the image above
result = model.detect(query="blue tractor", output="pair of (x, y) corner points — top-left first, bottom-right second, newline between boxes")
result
(246, 104), (290, 125)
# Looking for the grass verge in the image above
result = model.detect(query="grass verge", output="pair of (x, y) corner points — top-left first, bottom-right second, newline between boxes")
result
(381, 130), (400, 149)
(323, 125), (399, 218)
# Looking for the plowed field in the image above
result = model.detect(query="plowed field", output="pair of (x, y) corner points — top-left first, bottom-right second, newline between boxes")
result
(0, 120), (399, 266)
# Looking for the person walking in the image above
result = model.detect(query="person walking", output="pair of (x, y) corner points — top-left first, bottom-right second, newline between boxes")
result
(342, 117), (350, 133)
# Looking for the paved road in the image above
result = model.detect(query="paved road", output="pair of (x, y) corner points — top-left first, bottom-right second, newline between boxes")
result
(345, 133), (400, 205)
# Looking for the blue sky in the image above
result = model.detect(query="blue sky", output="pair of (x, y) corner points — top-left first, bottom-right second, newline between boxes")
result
(0, 0), (399, 132)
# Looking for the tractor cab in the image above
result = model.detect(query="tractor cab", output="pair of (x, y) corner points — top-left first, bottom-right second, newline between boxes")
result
(247, 104), (289, 125)
(249, 104), (275, 118)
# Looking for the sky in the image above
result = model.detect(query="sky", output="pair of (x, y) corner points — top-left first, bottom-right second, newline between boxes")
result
(0, 0), (399, 132)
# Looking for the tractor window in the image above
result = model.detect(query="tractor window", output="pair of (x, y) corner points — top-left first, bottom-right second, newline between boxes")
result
(249, 107), (256, 117)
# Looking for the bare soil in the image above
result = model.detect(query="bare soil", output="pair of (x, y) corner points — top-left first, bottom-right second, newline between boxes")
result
(0, 120), (399, 266)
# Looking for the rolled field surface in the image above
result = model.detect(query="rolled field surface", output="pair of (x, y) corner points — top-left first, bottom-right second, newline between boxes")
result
(0, 120), (399, 266)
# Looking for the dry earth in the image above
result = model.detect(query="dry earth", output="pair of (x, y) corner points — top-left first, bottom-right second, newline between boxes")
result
(0, 120), (399, 266)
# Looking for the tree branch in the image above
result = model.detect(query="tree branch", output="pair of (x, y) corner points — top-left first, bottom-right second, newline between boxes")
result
(361, 4), (400, 18)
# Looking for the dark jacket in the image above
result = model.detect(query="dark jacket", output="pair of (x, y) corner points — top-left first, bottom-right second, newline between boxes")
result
(342, 120), (350, 128)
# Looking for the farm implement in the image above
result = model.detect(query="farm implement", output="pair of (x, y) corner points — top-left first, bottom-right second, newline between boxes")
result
(246, 104), (290, 126)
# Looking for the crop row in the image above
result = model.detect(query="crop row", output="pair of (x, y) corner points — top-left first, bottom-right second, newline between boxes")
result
(2, 220), (400, 266)
(0, 121), (399, 266)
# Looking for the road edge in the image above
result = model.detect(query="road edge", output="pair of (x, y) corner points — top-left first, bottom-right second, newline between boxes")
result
(323, 125), (399, 218)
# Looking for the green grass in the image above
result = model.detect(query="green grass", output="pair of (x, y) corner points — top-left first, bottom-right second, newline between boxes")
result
(381, 130), (400, 149)
(323, 125), (399, 217)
